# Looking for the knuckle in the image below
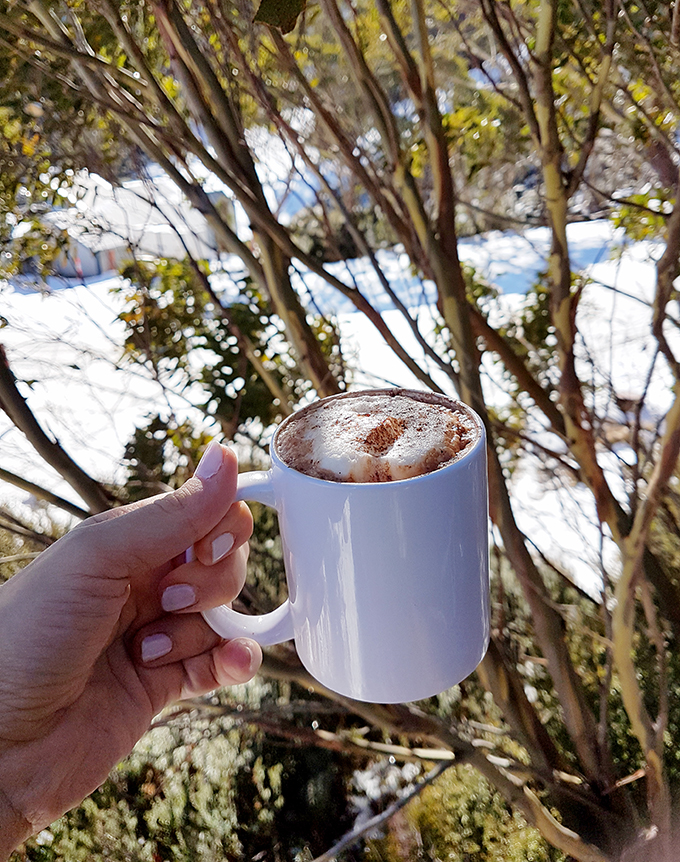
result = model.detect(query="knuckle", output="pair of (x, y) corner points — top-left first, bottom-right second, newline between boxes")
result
(209, 546), (249, 602)
(151, 488), (189, 518)
(234, 501), (254, 534)
(151, 488), (204, 535)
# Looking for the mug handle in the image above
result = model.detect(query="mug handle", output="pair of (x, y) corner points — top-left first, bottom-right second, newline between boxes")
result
(191, 471), (295, 647)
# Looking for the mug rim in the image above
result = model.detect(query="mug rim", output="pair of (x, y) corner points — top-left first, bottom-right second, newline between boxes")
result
(269, 387), (485, 486)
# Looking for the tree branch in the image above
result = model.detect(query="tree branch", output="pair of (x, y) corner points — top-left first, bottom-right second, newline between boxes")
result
(0, 11), (148, 89)
(610, 384), (680, 829)
(311, 761), (454, 862)
(0, 508), (54, 547)
(0, 467), (89, 519)
(477, 636), (568, 775)
(259, 649), (627, 855)
(564, 0), (616, 197)
(223, 32), (460, 390)
(0, 346), (115, 514)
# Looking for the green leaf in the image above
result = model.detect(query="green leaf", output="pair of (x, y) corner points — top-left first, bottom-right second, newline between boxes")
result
(253, 0), (306, 33)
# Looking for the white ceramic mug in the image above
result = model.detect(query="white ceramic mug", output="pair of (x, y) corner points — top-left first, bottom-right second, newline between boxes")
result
(202, 391), (490, 703)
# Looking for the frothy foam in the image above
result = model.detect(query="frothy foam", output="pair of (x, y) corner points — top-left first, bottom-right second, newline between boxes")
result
(275, 390), (478, 482)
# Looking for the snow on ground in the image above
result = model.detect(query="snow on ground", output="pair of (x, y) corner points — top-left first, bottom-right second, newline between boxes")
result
(45, 171), (224, 263)
(0, 276), (213, 523)
(0, 219), (671, 593)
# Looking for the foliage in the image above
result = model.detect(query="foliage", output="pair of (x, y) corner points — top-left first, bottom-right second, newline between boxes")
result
(0, 30), (132, 281)
(123, 414), (203, 498)
(611, 187), (675, 243)
(116, 258), (299, 434)
(391, 764), (562, 862)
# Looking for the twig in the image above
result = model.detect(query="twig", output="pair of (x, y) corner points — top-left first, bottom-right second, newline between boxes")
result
(154, 699), (457, 763)
(310, 761), (453, 862)
(0, 553), (42, 563)
(639, 576), (669, 742)
(0, 517), (53, 547)
(0, 467), (89, 519)
(0, 11), (149, 88)
(0, 345), (116, 514)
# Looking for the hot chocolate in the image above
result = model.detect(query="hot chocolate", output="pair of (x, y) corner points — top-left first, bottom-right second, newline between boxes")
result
(274, 389), (479, 483)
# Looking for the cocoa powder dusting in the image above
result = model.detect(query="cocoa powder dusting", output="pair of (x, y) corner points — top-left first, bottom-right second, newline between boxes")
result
(362, 416), (407, 456)
(368, 461), (394, 482)
(274, 389), (480, 482)
(276, 428), (313, 468)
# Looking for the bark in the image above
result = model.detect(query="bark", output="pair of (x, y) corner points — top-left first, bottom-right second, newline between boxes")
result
(152, 0), (341, 397)
(0, 468), (89, 520)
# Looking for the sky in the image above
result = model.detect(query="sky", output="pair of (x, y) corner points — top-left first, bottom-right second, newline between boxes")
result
(0, 195), (673, 594)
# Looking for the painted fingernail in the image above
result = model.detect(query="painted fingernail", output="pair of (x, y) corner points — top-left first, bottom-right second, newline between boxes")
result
(162, 583), (196, 612)
(212, 532), (235, 563)
(141, 633), (172, 662)
(231, 639), (258, 675)
(194, 439), (223, 480)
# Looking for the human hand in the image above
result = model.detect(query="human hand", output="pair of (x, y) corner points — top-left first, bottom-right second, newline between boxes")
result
(0, 441), (262, 856)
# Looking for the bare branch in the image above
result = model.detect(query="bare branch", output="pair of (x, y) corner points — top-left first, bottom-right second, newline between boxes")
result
(608, 386), (680, 827)
(477, 636), (568, 775)
(470, 308), (565, 434)
(0, 346), (116, 514)
(486, 447), (618, 793)
(0, 509), (54, 547)
(0, 553), (42, 564)
(564, 0), (616, 197)
(639, 577), (669, 742)
(0, 468), (89, 520)
(318, 0), (401, 167)
(653, 201), (680, 378)
(0, 11), (147, 87)
(311, 762), (454, 862)
(225, 32), (458, 390)
(269, 31), (417, 259)
(521, 786), (612, 862)
(479, 0), (541, 146)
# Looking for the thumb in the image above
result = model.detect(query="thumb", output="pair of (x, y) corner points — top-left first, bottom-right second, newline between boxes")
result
(78, 440), (238, 574)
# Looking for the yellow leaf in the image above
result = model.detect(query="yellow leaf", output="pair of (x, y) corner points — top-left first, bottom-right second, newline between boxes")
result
(21, 133), (40, 156)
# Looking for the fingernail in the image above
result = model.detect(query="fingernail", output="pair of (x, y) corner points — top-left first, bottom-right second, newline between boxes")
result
(141, 633), (172, 662)
(212, 532), (235, 563)
(231, 639), (258, 675)
(194, 439), (223, 480)
(162, 583), (196, 612)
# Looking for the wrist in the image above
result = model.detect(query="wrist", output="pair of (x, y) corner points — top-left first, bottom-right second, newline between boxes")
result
(0, 785), (32, 860)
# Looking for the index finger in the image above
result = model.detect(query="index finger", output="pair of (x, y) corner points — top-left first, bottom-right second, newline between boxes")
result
(73, 442), (239, 578)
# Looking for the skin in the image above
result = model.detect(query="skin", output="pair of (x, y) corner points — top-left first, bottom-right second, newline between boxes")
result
(0, 442), (262, 858)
